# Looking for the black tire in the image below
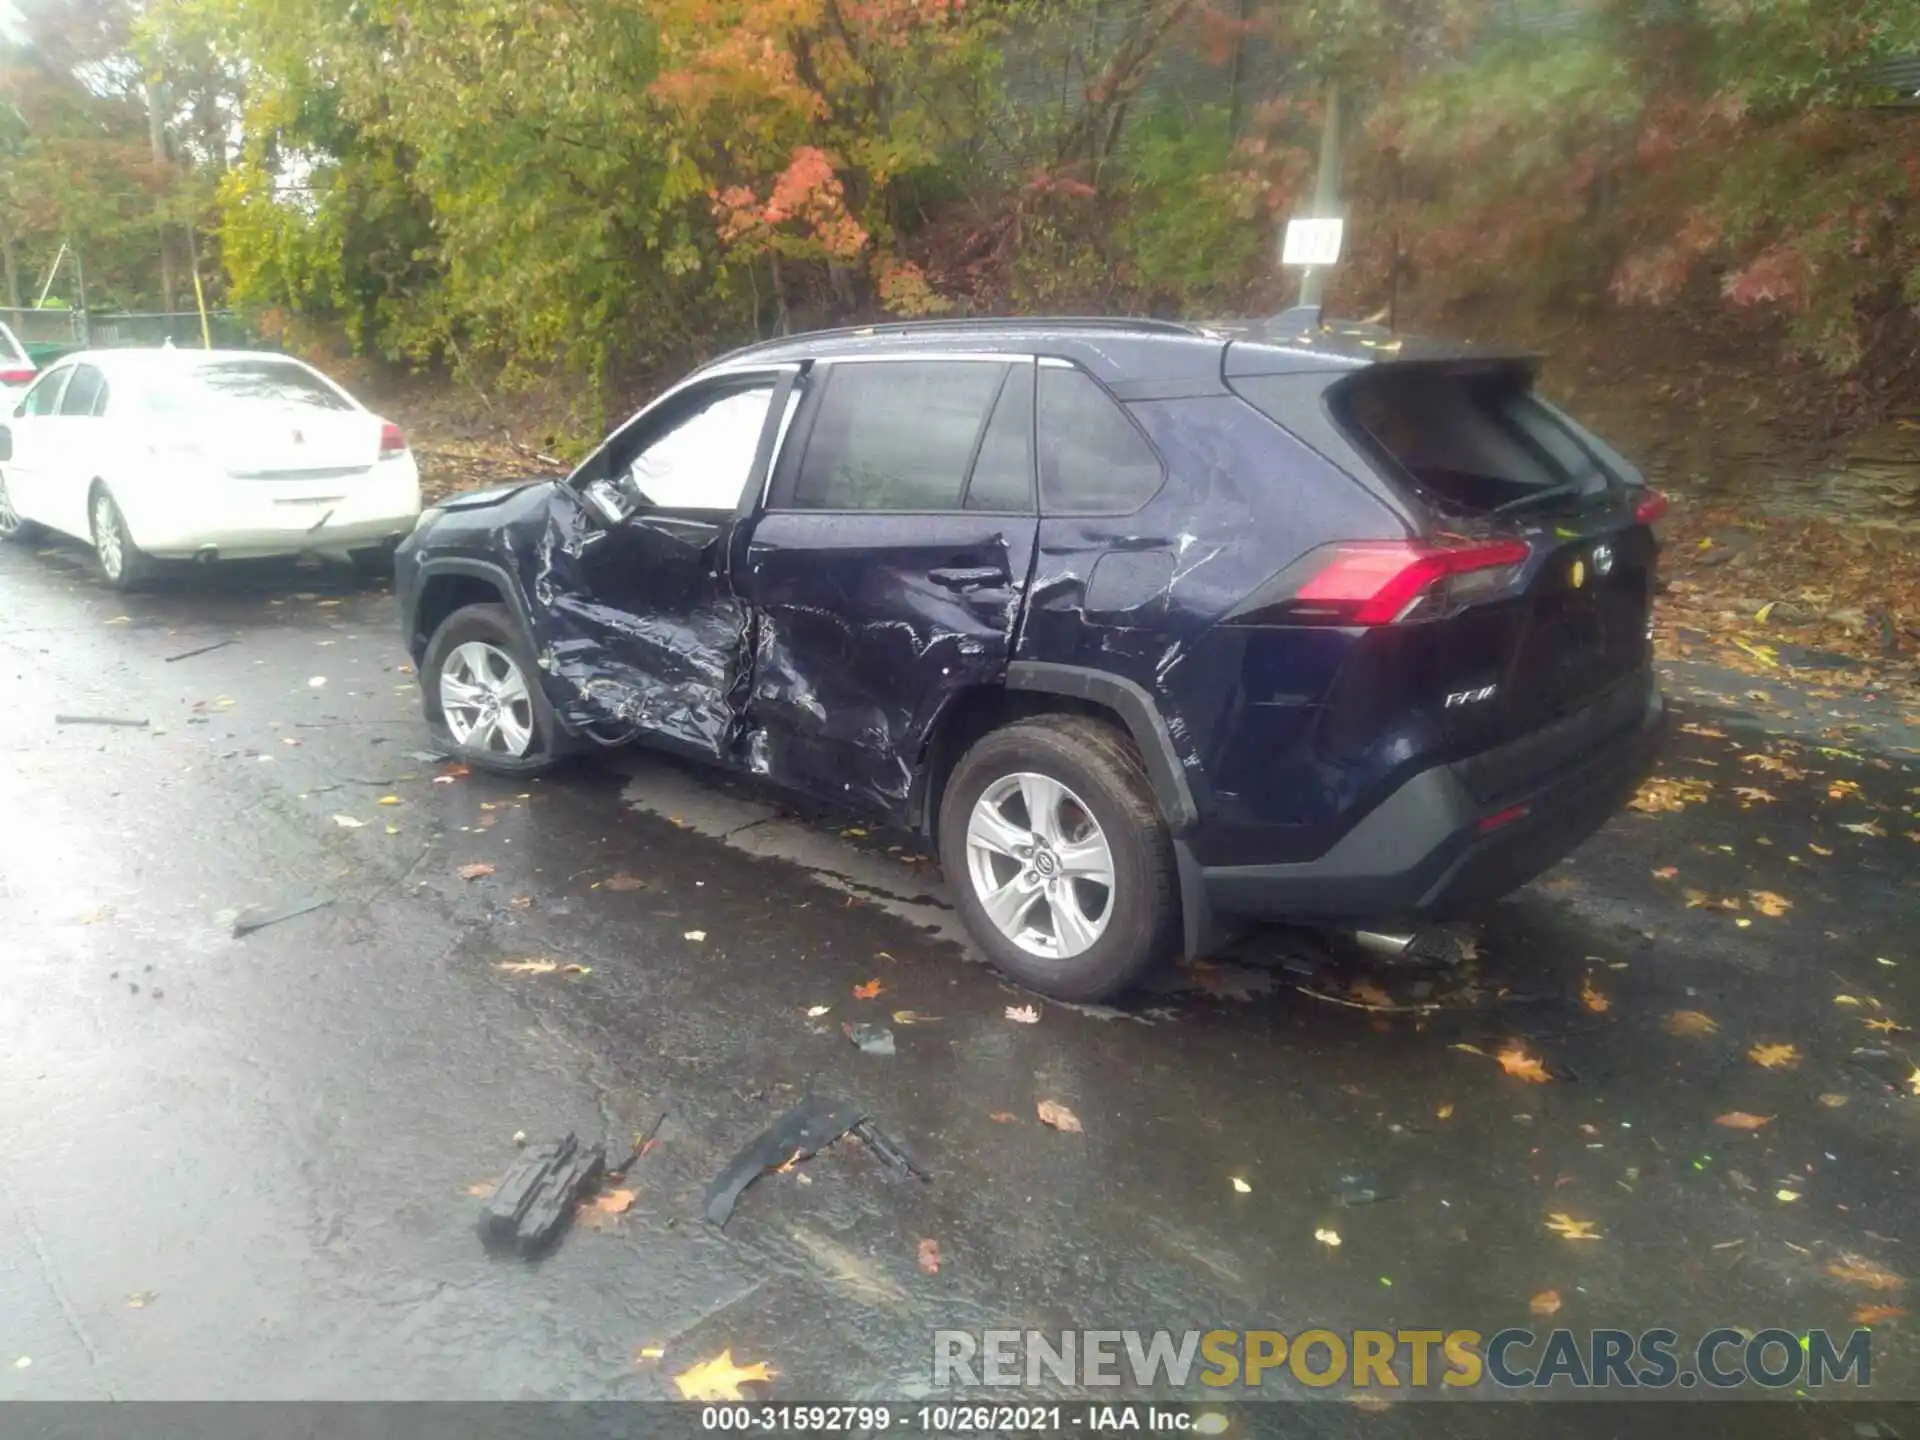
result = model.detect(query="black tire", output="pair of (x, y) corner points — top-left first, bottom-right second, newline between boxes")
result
(348, 546), (396, 581)
(421, 602), (564, 775)
(88, 485), (152, 590)
(0, 471), (42, 544)
(938, 715), (1180, 1002)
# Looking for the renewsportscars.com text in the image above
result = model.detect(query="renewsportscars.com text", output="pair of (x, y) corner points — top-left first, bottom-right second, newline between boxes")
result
(933, 1327), (1873, 1392)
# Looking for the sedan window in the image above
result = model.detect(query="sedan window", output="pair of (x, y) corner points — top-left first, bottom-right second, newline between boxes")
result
(791, 360), (1006, 512)
(18, 368), (71, 417)
(186, 360), (355, 411)
(58, 365), (105, 417)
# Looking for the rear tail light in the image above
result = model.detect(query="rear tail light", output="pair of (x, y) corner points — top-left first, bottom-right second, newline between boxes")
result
(1633, 488), (1668, 526)
(1230, 538), (1532, 627)
(379, 422), (407, 458)
(0, 368), (34, 385)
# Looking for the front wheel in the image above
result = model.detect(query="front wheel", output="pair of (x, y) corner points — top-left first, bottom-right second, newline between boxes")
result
(938, 715), (1180, 1003)
(421, 602), (562, 775)
(90, 487), (151, 589)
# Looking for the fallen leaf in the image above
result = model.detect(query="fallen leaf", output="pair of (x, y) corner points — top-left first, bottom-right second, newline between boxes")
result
(593, 1189), (635, 1215)
(308, 676), (327, 688)
(1497, 1043), (1553, 1083)
(1580, 979), (1610, 1014)
(1037, 1099), (1083, 1133)
(1350, 980), (1393, 1007)
(1436, 1102), (1455, 1119)
(853, 978), (884, 999)
(1749, 890), (1792, 917)
(1530, 1289), (1563, 1317)
(1314, 1227), (1342, 1248)
(331, 814), (366, 829)
(637, 1345), (666, 1361)
(1853, 1305), (1907, 1326)
(1826, 1256), (1905, 1292)
(684, 930), (706, 942)
(1819, 1093), (1848, 1108)
(1840, 820), (1886, 837)
(918, 1238), (941, 1274)
(1652, 866), (1679, 880)
(1732, 787), (1776, 804)
(1666, 1010), (1720, 1036)
(443, 763), (471, 778)
(1231, 1177), (1252, 1194)
(1715, 1112), (1773, 1131)
(1742, 753), (1805, 779)
(892, 1010), (939, 1025)
(457, 862), (494, 880)
(14, 1357), (30, 1370)
(988, 1111), (1018, 1123)
(1685, 889), (1741, 911)
(1680, 722), (1727, 738)
(384, 824), (399, 835)
(1808, 843), (1833, 856)
(377, 795), (402, 806)
(1545, 1213), (1601, 1241)
(432, 775), (457, 785)
(1748, 1042), (1800, 1069)
(604, 873), (646, 891)
(125, 1291), (158, 1308)
(1911, 1065), (1920, 1097)
(495, 959), (558, 975)
(1776, 1189), (1801, 1203)
(1864, 1017), (1910, 1034)
(465, 1180), (496, 1198)
(509, 895), (533, 910)
(674, 1349), (776, 1401)
(1631, 776), (1712, 813)
(806, 1004), (830, 1018)
(1004, 1004), (1040, 1024)
(1834, 995), (1862, 1006)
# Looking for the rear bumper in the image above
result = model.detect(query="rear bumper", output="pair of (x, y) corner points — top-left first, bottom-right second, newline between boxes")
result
(127, 460), (421, 558)
(1197, 683), (1668, 923)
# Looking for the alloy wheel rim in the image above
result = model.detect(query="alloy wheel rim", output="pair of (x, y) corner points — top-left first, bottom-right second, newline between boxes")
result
(965, 771), (1115, 960)
(93, 496), (123, 579)
(0, 476), (18, 535)
(439, 640), (535, 757)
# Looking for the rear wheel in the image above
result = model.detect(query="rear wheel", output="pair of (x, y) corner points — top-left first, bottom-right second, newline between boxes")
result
(938, 715), (1179, 1002)
(422, 602), (561, 775)
(89, 487), (151, 589)
(0, 472), (41, 543)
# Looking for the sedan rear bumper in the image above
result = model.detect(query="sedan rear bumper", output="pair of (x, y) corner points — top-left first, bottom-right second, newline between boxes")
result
(128, 460), (422, 558)
(1197, 682), (1668, 923)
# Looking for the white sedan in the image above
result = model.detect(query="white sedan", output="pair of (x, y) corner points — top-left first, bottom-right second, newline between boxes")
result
(0, 322), (34, 405)
(0, 348), (421, 587)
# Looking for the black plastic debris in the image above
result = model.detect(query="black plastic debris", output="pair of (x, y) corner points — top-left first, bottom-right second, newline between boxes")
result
(164, 639), (236, 663)
(703, 1094), (929, 1228)
(843, 1021), (895, 1056)
(478, 1132), (607, 1255)
(54, 714), (149, 728)
(232, 895), (332, 937)
(705, 1094), (865, 1227)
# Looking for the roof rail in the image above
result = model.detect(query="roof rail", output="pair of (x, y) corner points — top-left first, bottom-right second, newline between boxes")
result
(701, 314), (1206, 369)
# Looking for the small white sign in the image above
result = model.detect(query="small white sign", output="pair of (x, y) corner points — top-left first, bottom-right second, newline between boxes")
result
(1282, 216), (1344, 268)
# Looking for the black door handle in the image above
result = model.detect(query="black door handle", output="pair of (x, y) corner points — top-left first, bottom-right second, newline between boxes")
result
(928, 566), (1007, 592)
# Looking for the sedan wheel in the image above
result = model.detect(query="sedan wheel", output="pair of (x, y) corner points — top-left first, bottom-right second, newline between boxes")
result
(89, 489), (148, 587)
(965, 771), (1116, 960)
(438, 640), (536, 758)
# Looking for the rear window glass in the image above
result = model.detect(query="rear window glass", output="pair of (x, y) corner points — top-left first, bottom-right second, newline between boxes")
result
(1236, 367), (1614, 515)
(791, 360), (1005, 511)
(159, 360), (355, 413)
(964, 363), (1035, 512)
(0, 327), (25, 366)
(1037, 366), (1163, 513)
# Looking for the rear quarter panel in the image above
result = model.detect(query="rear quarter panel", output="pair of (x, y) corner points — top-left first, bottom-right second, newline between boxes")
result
(1017, 394), (1406, 844)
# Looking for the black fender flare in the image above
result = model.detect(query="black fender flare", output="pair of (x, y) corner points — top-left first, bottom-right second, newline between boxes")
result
(1003, 661), (1226, 960)
(409, 555), (538, 645)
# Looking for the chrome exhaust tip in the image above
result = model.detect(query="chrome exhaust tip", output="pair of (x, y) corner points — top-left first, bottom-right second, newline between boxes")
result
(1350, 929), (1418, 958)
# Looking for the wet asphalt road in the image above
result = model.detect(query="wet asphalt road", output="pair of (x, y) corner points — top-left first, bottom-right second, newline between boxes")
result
(1, 534), (1917, 1424)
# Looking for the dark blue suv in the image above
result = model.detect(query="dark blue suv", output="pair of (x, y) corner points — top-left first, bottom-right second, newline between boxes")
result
(396, 313), (1668, 1000)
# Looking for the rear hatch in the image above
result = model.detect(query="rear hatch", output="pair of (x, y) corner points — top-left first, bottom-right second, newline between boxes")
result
(1228, 357), (1664, 769)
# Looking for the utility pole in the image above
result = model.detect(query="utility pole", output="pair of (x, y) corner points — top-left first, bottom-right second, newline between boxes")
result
(147, 77), (176, 314)
(1295, 79), (1343, 309)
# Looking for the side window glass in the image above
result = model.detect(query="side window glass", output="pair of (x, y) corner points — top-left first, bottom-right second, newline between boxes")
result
(1037, 366), (1164, 513)
(791, 360), (1005, 511)
(964, 363), (1035, 512)
(21, 369), (71, 417)
(94, 380), (111, 417)
(622, 384), (775, 510)
(59, 366), (104, 417)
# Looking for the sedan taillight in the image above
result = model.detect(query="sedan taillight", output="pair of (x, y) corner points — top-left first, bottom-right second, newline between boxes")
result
(379, 422), (407, 458)
(0, 368), (35, 385)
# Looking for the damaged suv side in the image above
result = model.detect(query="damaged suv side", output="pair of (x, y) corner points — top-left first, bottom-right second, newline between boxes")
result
(397, 316), (1667, 1002)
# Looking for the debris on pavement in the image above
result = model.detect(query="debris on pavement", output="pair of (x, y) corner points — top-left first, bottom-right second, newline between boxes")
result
(918, 1238), (941, 1274)
(843, 1022), (895, 1055)
(232, 894), (332, 937)
(704, 1093), (866, 1227)
(163, 639), (236, 663)
(1005, 1004), (1040, 1024)
(457, 862), (495, 880)
(54, 714), (149, 728)
(1037, 1099), (1084, 1133)
(849, 1116), (931, 1180)
(477, 1131), (607, 1255)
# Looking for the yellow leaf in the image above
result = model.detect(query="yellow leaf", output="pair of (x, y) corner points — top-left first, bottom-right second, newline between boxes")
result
(1530, 1289), (1563, 1316)
(1545, 1213), (1601, 1241)
(684, 930), (707, 942)
(495, 959), (558, 975)
(378, 795), (402, 806)
(1435, 1102), (1455, 1120)
(1819, 1093), (1848, 1108)
(1732, 787), (1775, 804)
(1864, 1017), (1910, 1034)
(673, 1349), (776, 1401)
(1826, 1256), (1905, 1292)
(592, 1188), (635, 1215)
(1840, 820), (1886, 837)
(1667, 1010), (1719, 1037)
(892, 1010), (939, 1025)
(1748, 1043), (1800, 1069)
(1754, 601), (1777, 623)
(1715, 1112), (1772, 1130)
(1580, 979), (1610, 1014)
(1749, 891), (1792, 917)
(637, 1345), (666, 1361)
(1231, 1177), (1252, 1194)
(1776, 1189), (1801, 1203)
(1834, 995), (1862, 1006)
(1497, 1044), (1553, 1083)
(1314, 1227), (1342, 1248)
(1809, 843), (1833, 856)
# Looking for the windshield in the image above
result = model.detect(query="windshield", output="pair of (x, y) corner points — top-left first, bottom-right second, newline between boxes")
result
(143, 359), (356, 415)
